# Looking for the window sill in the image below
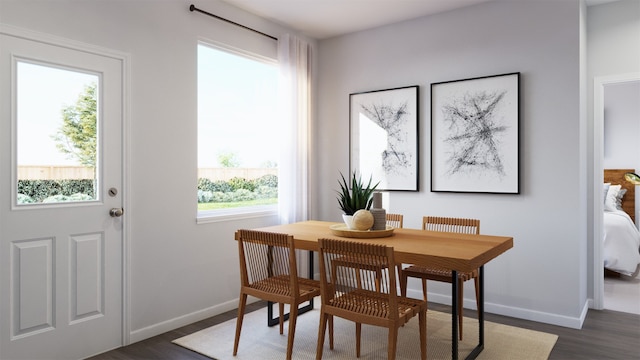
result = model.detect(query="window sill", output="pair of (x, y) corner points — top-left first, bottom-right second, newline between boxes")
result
(196, 205), (278, 224)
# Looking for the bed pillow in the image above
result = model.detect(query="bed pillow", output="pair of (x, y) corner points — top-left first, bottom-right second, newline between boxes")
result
(603, 183), (610, 205)
(616, 188), (627, 210)
(604, 184), (621, 212)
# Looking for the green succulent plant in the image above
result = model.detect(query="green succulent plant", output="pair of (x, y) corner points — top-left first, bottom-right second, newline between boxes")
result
(337, 171), (379, 215)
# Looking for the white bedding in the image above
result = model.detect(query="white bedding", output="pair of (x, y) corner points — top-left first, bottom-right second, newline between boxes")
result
(603, 209), (640, 276)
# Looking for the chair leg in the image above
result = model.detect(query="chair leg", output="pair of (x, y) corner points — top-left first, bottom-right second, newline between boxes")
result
(316, 311), (328, 360)
(285, 305), (298, 360)
(388, 325), (398, 360)
(474, 275), (481, 313)
(233, 293), (247, 355)
(329, 315), (334, 350)
(400, 271), (408, 297)
(421, 279), (428, 302)
(279, 303), (285, 335)
(458, 280), (464, 341)
(419, 310), (427, 360)
(356, 322), (362, 357)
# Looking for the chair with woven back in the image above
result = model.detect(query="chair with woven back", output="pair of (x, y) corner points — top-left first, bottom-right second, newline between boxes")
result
(384, 213), (404, 229)
(399, 216), (480, 341)
(316, 238), (427, 360)
(233, 229), (328, 360)
(331, 213), (403, 292)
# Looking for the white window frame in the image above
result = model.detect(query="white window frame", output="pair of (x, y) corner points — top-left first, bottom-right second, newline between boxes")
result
(196, 40), (280, 224)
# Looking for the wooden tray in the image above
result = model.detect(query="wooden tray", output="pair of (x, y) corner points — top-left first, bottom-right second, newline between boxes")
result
(329, 224), (394, 238)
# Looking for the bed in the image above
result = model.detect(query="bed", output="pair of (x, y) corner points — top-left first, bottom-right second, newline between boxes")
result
(603, 169), (640, 277)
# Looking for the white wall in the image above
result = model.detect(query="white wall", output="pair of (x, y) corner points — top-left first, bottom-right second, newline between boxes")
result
(316, 1), (587, 327)
(603, 81), (640, 169)
(586, 0), (640, 300)
(0, 0), (317, 343)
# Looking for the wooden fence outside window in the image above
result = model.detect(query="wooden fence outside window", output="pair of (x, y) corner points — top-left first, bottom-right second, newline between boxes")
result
(18, 166), (276, 181)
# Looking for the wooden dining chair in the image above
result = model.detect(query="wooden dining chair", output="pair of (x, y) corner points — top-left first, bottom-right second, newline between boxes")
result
(233, 229), (325, 360)
(399, 216), (480, 341)
(331, 213), (404, 292)
(316, 238), (427, 360)
(385, 213), (404, 229)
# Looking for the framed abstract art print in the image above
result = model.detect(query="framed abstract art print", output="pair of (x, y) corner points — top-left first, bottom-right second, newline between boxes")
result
(431, 72), (520, 194)
(350, 85), (419, 191)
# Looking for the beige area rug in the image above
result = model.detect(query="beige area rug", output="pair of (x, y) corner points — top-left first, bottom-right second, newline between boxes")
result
(173, 305), (558, 360)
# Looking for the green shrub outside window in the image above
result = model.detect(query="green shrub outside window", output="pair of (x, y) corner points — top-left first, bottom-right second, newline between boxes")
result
(197, 174), (277, 210)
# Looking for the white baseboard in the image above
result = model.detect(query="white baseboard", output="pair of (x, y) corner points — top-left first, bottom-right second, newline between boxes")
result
(407, 288), (587, 330)
(130, 288), (589, 345)
(129, 297), (255, 344)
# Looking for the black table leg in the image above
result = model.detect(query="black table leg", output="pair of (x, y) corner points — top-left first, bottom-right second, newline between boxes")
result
(452, 270), (459, 360)
(453, 266), (485, 359)
(267, 250), (315, 326)
(479, 265), (484, 344)
(464, 265), (485, 360)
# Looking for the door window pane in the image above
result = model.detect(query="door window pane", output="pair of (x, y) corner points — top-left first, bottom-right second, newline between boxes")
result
(16, 61), (99, 205)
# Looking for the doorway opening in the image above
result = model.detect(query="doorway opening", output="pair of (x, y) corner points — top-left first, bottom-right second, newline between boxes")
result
(593, 73), (640, 313)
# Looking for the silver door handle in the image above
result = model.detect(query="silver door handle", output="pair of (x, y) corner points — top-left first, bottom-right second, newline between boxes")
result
(109, 208), (124, 217)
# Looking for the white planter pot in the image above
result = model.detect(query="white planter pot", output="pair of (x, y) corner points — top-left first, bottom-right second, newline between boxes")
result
(342, 214), (354, 229)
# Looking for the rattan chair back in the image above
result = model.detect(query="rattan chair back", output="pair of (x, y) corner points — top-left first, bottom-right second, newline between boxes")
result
(316, 238), (427, 360)
(234, 229), (321, 360)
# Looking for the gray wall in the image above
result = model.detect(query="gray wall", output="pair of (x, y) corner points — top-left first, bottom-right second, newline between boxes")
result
(316, 0), (587, 327)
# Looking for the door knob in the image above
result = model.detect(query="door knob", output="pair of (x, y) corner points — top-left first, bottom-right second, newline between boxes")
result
(109, 208), (124, 217)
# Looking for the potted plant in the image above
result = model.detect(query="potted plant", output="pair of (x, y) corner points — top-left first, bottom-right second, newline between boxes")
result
(337, 171), (379, 228)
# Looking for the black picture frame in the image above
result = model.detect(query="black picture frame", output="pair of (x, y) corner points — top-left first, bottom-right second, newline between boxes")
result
(431, 72), (520, 194)
(349, 85), (419, 191)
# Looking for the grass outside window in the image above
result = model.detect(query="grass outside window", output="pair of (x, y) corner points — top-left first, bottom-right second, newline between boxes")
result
(197, 198), (277, 210)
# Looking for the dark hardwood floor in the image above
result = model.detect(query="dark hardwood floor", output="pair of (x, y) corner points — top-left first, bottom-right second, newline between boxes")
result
(88, 301), (640, 360)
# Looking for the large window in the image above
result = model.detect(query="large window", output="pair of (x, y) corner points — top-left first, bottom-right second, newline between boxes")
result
(197, 43), (280, 219)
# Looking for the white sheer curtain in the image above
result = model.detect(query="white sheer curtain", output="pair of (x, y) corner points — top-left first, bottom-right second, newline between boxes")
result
(278, 34), (311, 224)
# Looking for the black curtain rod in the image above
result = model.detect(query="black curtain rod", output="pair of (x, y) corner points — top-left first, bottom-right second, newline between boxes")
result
(189, 4), (278, 41)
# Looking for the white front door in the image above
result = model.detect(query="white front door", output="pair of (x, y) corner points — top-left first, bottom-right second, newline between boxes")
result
(0, 27), (126, 360)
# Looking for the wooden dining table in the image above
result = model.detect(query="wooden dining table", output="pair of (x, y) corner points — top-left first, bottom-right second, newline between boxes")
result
(252, 220), (513, 360)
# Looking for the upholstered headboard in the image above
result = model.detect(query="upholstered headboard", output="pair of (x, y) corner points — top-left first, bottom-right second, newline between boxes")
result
(604, 169), (636, 223)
